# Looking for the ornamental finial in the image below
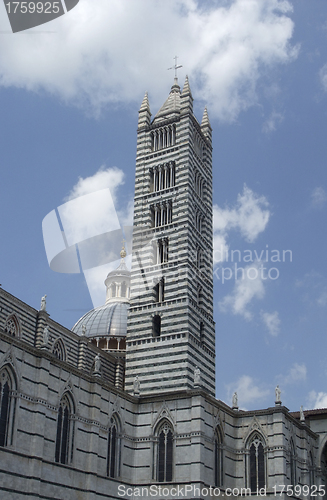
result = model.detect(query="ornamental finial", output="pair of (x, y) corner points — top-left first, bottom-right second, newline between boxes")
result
(120, 239), (127, 260)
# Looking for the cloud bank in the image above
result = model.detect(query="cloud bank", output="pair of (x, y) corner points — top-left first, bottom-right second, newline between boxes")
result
(0, 0), (297, 120)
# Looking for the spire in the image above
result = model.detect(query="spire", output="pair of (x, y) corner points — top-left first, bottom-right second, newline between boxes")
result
(181, 75), (193, 99)
(201, 106), (212, 140)
(138, 92), (151, 129)
(180, 75), (193, 114)
(153, 81), (181, 123)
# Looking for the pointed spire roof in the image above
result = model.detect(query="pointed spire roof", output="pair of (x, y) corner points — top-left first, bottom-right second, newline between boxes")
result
(201, 106), (212, 130)
(153, 79), (181, 123)
(181, 75), (193, 99)
(138, 91), (151, 129)
(139, 91), (151, 114)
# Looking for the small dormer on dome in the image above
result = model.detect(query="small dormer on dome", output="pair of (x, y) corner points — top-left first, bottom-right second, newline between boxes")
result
(104, 243), (131, 304)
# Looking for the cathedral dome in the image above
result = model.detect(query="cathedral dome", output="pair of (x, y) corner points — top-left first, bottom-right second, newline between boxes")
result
(72, 244), (130, 352)
(72, 301), (129, 339)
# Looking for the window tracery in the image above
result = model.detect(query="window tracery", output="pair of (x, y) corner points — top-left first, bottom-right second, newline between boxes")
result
(157, 420), (173, 482)
(55, 393), (74, 464)
(4, 314), (20, 338)
(214, 428), (223, 487)
(107, 416), (120, 478)
(52, 339), (66, 362)
(248, 433), (265, 492)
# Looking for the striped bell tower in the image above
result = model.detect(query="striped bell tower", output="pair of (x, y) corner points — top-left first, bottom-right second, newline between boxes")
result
(125, 76), (216, 396)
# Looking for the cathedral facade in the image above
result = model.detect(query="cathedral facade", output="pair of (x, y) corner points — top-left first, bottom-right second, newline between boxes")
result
(1, 78), (327, 500)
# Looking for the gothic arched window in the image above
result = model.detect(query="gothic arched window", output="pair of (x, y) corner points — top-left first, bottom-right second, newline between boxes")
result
(0, 366), (16, 447)
(248, 433), (265, 492)
(214, 428), (223, 487)
(52, 339), (66, 362)
(157, 421), (173, 482)
(107, 416), (120, 478)
(290, 439), (296, 485)
(4, 314), (20, 338)
(55, 394), (74, 464)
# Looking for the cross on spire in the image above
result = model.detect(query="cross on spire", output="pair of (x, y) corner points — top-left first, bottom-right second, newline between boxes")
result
(168, 56), (183, 80)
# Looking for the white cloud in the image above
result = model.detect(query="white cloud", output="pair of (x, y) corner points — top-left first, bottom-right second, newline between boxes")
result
(57, 166), (134, 307)
(227, 375), (269, 409)
(280, 362), (307, 385)
(65, 167), (125, 203)
(308, 391), (327, 409)
(58, 167), (125, 244)
(311, 187), (327, 209)
(261, 310), (280, 336)
(0, 0), (297, 120)
(213, 185), (270, 248)
(219, 262), (265, 320)
(262, 110), (284, 133)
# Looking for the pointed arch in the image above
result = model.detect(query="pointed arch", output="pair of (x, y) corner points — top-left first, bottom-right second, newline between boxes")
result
(155, 418), (174, 482)
(214, 426), (223, 487)
(247, 431), (266, 493)
(55, 391), (75, 464)
(4, 313), (21, 339)
(52, 338), (66, 362)
(107, 413), (121, 478)
(0, 364), (17, 447)
(289, 438), (296, 485)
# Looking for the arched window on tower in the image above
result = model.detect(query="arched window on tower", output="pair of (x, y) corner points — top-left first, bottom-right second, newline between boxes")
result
(0, 366), (16, 447)
(111, 283), (116, 298)
(248, 433), (265, 493)
(154, 278), (165, 303)
(55, 393), (74, 464)
(157, 420), (173, 482)
(214, 428), (223, 487)
(107, 416), (120, 478)
(152, 315), (161, 337)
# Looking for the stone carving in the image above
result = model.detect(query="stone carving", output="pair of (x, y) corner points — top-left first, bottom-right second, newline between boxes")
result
(275, 385), (281, 404)
(133, 375), (140, 396)
(94, 354), (101, 373)
(232, 392), (238, 409)
(194, 366), (201, 387)
(40, 295), (47, 311)
(82, 324), (87, 336)
(43, 326), (49, 345)
(300, 405), (305, 422)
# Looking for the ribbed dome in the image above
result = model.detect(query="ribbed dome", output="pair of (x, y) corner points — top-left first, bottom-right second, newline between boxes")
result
(72, 302), (129, 338)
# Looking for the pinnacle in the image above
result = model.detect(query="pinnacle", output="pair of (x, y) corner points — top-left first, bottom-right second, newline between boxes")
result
(201, 106), (212, 130)
(139, 92), (151, 113)
(181, 75), (193, 98)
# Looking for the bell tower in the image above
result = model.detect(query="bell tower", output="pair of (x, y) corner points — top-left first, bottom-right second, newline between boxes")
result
(125, 76), (216, 396)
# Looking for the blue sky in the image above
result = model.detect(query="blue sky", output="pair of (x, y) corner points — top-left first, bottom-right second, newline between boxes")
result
(0, 0), (327, 412)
